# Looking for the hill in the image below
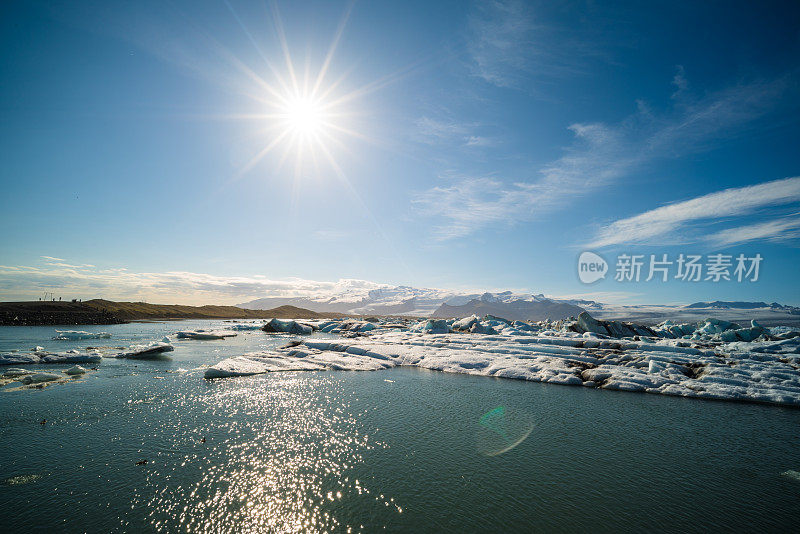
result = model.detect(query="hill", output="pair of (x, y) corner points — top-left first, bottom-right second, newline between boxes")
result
(0, 300), (332, 326)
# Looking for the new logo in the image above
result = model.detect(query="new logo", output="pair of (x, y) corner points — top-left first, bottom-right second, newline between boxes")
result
(578, 251), (607, 284)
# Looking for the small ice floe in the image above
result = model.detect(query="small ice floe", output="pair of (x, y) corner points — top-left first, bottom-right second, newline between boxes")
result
(227, 323), (264, 331)
(64, 365), (86, 376)
(0, 353), (41, 366)
(176, 330), (237, 340)
(52, 330), (111, 340)
(1, 349), (102, 366)
(3, 368), (33, 378)
(204, 345), (392, 379)
(261, 319), (314, 335)
(17, 372), (63, 385)
(781, 470), (800, 482)
(40, 349), (103, 364)
(115, 341), (174, 359)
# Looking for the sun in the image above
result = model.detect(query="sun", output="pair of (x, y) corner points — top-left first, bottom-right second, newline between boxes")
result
(225, 2), (395, 179)
(281, 97), (325, 136)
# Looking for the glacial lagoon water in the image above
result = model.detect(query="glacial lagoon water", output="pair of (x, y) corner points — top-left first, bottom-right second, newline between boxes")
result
(1, 320), (800, 532)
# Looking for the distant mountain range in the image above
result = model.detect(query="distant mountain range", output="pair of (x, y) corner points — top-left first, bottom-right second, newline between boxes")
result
(239, 286), (597, 320)
(685, 301), (800, 312)
(430, 295), (586, 321)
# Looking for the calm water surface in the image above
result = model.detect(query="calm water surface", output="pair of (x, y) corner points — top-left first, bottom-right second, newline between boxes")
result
(1, 320), (799, 532)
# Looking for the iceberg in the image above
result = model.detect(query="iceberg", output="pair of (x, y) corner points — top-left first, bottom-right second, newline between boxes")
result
(204, 325), (800, 407)
(64, 365), (87, 375)
(0, 353), (42, 366)
(176, 330), (237, 340)
(40, 350), (103, 364)
(115, 341), (174, 359)
(261, 319), (313, 335)
(410, 319), (452, 334)
(0, 349), (102, 366)
(204, 346), (393, 379)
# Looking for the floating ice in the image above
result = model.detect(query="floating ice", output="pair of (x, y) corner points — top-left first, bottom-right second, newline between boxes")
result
(64, 365), (87, 375)
(17, 372), (63, 385)
(176, 330), (237, 340)
(115, 341), (174, 359)
(1, 349), (102, 366)
(227, 323), (264, 331)
(410, 319), (452, 334)
(0, 353), (41, 366)
(261, 319), (313, 335)
(3, 368), (33, 377)
(204, 323), (800, 407)
(53, 330), (111, 340)
(40, 350), (103, 364)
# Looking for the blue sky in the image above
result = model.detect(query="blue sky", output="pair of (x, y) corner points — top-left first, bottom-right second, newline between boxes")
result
(1, 0), (799, 305)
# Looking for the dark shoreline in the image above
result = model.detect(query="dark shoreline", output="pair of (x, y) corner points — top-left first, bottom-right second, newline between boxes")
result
(0, 300), (335, 326)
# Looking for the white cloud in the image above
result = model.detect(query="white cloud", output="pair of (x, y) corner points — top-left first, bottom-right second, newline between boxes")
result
(0, 259), (398, 305)
(705, 215), (800, 247)
(414, 75), (788, 240)
(587, 177), (800, 247)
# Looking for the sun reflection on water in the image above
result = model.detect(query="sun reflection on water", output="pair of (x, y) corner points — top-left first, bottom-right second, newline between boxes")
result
(125, 374), (401, 533)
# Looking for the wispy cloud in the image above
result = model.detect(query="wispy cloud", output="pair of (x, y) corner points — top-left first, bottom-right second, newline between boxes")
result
(465, 0), (593, 90)
(412, 176), (526, 239)
(467, 0), (534, 88)
(414, 74), (790, 240)
(705, 215), (800, 247)
(414, 116), (495, 149)
(587, 177), (800, 247)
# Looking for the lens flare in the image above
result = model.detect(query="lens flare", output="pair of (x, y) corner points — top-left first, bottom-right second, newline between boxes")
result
(476, 406), (534, 456)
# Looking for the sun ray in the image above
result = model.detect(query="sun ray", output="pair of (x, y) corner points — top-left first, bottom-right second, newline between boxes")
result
(311, 0), (355, 99)
(269, 1), (301, 96)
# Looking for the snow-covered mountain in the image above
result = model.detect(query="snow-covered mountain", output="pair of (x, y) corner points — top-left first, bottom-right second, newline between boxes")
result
(238, 284), (590, 319)
(430, 294), (586, 321)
